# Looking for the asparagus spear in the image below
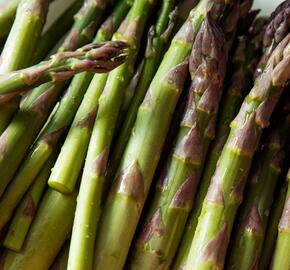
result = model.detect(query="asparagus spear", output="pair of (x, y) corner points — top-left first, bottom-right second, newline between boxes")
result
(0, 0), (109, 198)
(0, 0), (20, 39)
(226, 115), (290, 270)
(256, 0), (290, 77)
(260, 176), (288, 269)
(0, 41), (128, 96)
(128, 15), (227, 270)
(93, 1), (234, 269)
(185, 32), (290, 270)
(33, 0), (83, 63)
(0, 0), (49, 134)
(173, 17), (266, 269)
(50, 241), (70, 270)
(270, 167), (290, 270)
(3, 155), (57, 252)
(0, 189), (77, 270)
(48, 0), (133, 194)
(67, 1), (155, 269)
(108, 0), (178, 177)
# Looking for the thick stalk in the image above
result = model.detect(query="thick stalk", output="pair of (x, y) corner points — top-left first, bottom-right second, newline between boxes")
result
(67, 0), (154, 269)
(128, 16), (227, 270)
(93, 1), (234, 269)
(33, 0), (83, 63)
(226, 116), (290, 270)
(185, 33), (290, 270)
(48, 0), (133, 194)
(0, 189), (77, 270)
(270, 167), (290, 270)
(0, 0), (20, 39)
(0, 0), (109, 199)
(173, 18), (265, 269)
(50, 241), (70, 270)
(109, 0), (177, 177)
(3, 154), (58, 252)
(0, 41), (128, 96)
(260, 178), (288, 269)
(0, 0), (49, 134)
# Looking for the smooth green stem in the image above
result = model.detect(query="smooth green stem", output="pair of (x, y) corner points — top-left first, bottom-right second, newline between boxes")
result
(0, 189), (77, 270)
(68, 1), (155, 269)
(3, 154), (58, 252)
(270, 168), (290, 270)
(0, 0), (21, 39)
(109, 0), (177, 177)
(50, 241), (70, 270)
(48, 0), (133, 194)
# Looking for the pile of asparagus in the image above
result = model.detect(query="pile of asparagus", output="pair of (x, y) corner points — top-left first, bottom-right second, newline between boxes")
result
(0, 0), (289, 269)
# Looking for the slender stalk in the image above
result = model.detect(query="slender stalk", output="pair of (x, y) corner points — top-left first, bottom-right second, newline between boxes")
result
(0, 0), (109, 198)
(67, 0), (154, 269)
(226, 115), (290, 270)
(260, 177), (288, 269)
(108, 0), (177, 177)
(0, 189), (77, 270)
(128, 15), (227, 270)
(93, 1), (234, 269)
(0, 0), (20, 39)
(0, 41), (128, 96)
(0, 0), (49, 134)
(173, 18), (266, 269)
(33, 0), (83, 63)
(185, 33), (290, 270)
(3, 154), (57, 252)
(48, 0), (133, 194)
(270, 167), (290, 270)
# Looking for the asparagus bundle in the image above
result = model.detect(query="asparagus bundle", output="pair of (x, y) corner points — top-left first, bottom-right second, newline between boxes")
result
(270, 167), (290, 270)
(0, 0), (49, 134)
(260, 174), (289, 269)
(0, 41), (128, 96)
(108, 0), (177, 184)
(128, 15), (227, 269)
(93, 1), (234, 269)
(0, 0), (111, 229)
(173, 16), (266, 269)
(226, 115), (290, 270)
(0, 0), (110, 198)
(67, 0), (156, 269)
(0, 189), (77, 270)
(48, 0), (133, 194)
(185, 32), (290, 270)
(3, 155), (58, 252)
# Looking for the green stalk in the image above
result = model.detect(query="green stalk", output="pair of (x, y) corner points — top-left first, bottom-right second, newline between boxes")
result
(33, 0), (83, 63)
(108, 0), (177, 177)
(0, 41), (128, 96)
(48, 0), (133, 194)
(3, 154), (57, 252)
(260, 178), (288, 269)
(0, 0), (20, 39)
(93, 1), (234, 269)
(0, 0), (49, 134)
(0, 189), (77, 270)
(128, 16), (227, 270)
(67, 1), (155, 269)
(185, 33), (290, 270)
(226, 116), (290, 270)
(173, 18), (266, 269)
(0, 0), (109, 199)
(50, 241), (70, 270)
(270, 167), (290, 270)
